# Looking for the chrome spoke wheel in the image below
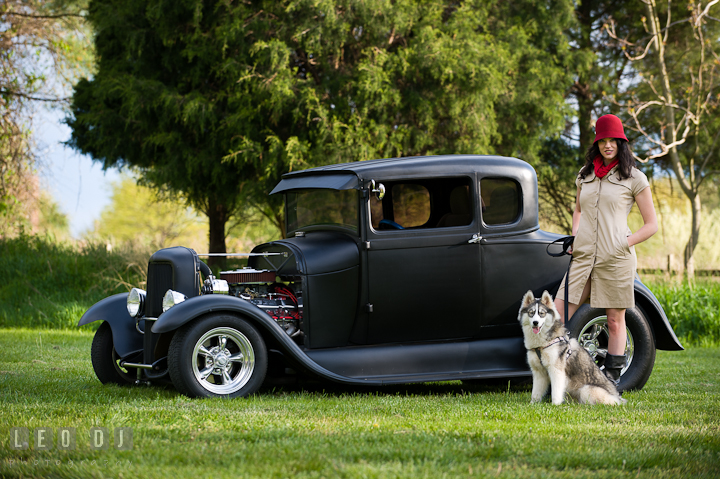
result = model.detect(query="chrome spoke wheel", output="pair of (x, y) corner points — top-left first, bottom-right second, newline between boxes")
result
(577, 315), (634, 374)
(568, 305), (655, 392)
(169, 314), (268, 398)
(191, 327), (255, 395)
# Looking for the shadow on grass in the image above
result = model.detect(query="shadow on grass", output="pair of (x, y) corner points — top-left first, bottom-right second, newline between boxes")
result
(258, 375), (533, 398)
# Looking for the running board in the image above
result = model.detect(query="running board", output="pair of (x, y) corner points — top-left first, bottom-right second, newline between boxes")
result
(305, 337), (529, 382)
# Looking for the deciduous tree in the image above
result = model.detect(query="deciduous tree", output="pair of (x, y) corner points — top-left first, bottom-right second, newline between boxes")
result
(1, 0), (90, 237)
(606, 0), (720, 278)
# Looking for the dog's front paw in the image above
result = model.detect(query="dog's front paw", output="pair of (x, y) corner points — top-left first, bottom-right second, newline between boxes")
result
(530, 394), (544, 404)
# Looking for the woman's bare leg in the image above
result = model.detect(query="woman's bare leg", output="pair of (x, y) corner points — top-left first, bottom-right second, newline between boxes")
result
(606, 308), (627, 355)
(554, 279), (591, 324)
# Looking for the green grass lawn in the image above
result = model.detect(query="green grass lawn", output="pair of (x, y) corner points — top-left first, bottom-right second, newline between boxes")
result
(0, 329), (718, 478)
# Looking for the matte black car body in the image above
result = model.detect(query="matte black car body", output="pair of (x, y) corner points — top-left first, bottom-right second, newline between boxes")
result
(79, 155), (683, 397)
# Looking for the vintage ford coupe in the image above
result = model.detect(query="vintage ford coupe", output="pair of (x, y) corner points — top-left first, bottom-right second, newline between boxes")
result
(79, 155), (683, 398)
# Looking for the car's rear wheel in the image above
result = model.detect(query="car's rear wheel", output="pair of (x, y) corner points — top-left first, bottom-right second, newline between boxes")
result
(168, 314), (267, 398)
(567, 305), (655, 391)
(90, 322), (135, 385)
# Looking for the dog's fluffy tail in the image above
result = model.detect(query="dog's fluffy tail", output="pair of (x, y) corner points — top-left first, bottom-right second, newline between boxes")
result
(575, 385), (627, 405)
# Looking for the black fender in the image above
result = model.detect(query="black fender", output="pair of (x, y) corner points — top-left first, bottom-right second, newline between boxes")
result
(151, 295), (384, 386)
(78, 293), (143, 357)
(634, 279), (683, 351)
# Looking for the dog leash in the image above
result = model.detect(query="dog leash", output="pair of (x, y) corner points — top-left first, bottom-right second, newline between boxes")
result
(546, 236), (574, 323)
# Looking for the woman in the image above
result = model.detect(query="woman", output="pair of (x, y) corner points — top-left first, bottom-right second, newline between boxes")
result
(555, 114), (658, 388)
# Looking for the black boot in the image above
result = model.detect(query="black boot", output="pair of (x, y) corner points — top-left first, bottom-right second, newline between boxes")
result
(604, 354), (626, 392)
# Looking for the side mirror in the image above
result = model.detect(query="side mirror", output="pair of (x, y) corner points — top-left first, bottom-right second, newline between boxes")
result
(369, 180), (386, 201)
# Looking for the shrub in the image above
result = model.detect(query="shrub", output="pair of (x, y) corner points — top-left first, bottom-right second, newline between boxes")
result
(644, 278), (720, 347)
(0, 235), (148, 329)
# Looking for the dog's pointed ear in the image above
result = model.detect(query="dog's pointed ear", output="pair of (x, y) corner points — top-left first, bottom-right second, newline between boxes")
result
(540, 290), (554, 308)
(522, 290), (535, 308)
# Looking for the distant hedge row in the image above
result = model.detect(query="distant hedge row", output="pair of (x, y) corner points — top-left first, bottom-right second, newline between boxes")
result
(645, 278), (720, 347)
(0, 236), (146, 329)
(1, 236), (717, 347)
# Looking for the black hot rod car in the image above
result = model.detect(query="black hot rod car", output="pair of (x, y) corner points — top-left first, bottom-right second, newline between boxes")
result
(79, 155), (683, 398)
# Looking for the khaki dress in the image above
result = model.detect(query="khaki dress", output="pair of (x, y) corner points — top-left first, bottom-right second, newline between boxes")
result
(556, 165), (650, 309)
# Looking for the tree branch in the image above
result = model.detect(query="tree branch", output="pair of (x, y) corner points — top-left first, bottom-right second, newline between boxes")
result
(663, 0), (671, 44)
(3, 10), (85, 20)
(0, 89), (68, 103)
(699, 127), (720, 172)
(695, 0), (720, 26)
(604, 17), (691, 56)
(604, 21), (655, 61)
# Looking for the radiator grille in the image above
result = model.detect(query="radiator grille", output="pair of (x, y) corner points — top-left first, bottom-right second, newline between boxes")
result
(147, 262), (173, 317)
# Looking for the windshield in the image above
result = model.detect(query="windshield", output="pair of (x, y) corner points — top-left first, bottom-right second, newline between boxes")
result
(286, 189), (359, 235)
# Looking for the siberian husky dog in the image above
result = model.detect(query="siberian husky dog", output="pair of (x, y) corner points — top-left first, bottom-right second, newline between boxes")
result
(518, 290), (626, 405)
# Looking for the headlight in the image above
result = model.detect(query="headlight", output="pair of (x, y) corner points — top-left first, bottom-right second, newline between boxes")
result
(127, 288), (146, 318)
(162, 289), (187, 312)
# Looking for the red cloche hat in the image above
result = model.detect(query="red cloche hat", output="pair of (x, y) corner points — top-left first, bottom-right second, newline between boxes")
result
(593, 114), (628, 143)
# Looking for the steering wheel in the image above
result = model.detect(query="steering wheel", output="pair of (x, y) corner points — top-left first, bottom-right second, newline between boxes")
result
(379, 219), (404, 230)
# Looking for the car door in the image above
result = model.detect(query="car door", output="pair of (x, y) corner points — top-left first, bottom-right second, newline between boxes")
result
(477, 177), (564, 338)
(364, 177), (483, 344)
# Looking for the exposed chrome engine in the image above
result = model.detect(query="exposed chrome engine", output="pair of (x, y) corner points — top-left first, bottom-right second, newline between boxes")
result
(220, 268), (303, 339)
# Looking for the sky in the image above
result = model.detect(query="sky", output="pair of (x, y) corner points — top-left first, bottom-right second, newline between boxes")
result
(37, 107), (120, 238)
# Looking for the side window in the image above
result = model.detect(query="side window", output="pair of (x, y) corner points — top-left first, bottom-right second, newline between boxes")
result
(481, 178), (520, 225)
(435, 185), (472, 228)
(392, 184), (430, 227)
(370, 184), (431, 230)
(370, 177), (473, 231)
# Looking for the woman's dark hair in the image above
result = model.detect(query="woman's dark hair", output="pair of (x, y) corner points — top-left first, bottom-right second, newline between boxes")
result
(579, 139), (635, 180)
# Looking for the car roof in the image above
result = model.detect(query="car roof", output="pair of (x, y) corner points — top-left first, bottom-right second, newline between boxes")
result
(280, 155), (530, 180)
(271, 155), (536, 195)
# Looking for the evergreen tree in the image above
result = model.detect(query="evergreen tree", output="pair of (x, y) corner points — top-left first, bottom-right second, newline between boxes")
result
(68, 0), (575, 259)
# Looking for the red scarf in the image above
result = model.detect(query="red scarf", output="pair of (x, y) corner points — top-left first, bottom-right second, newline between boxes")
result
(593, 155), (618, 178)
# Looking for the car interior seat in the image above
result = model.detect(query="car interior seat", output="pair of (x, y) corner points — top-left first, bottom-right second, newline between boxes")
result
(436, 185), (472, 227)
(482, 185), (518, 225)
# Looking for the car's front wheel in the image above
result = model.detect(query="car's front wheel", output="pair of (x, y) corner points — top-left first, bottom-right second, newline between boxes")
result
(567, 305), (655, 391)
(90, 322), (135, 385)
(168, 314), (267, 398)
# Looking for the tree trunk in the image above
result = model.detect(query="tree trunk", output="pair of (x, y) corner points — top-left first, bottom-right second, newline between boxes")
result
(207, 197), (229, 269)
(684, 192), (701, 281)
(274, 211), (286, 239)
(577, 92), (595, 159)
(575, 0), (596, 159)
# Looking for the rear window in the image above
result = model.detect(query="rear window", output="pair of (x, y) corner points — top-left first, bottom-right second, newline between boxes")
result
(481, 178), (520, 225)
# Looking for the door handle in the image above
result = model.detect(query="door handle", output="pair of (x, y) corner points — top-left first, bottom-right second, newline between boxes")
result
(468, 234), (483, 244)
